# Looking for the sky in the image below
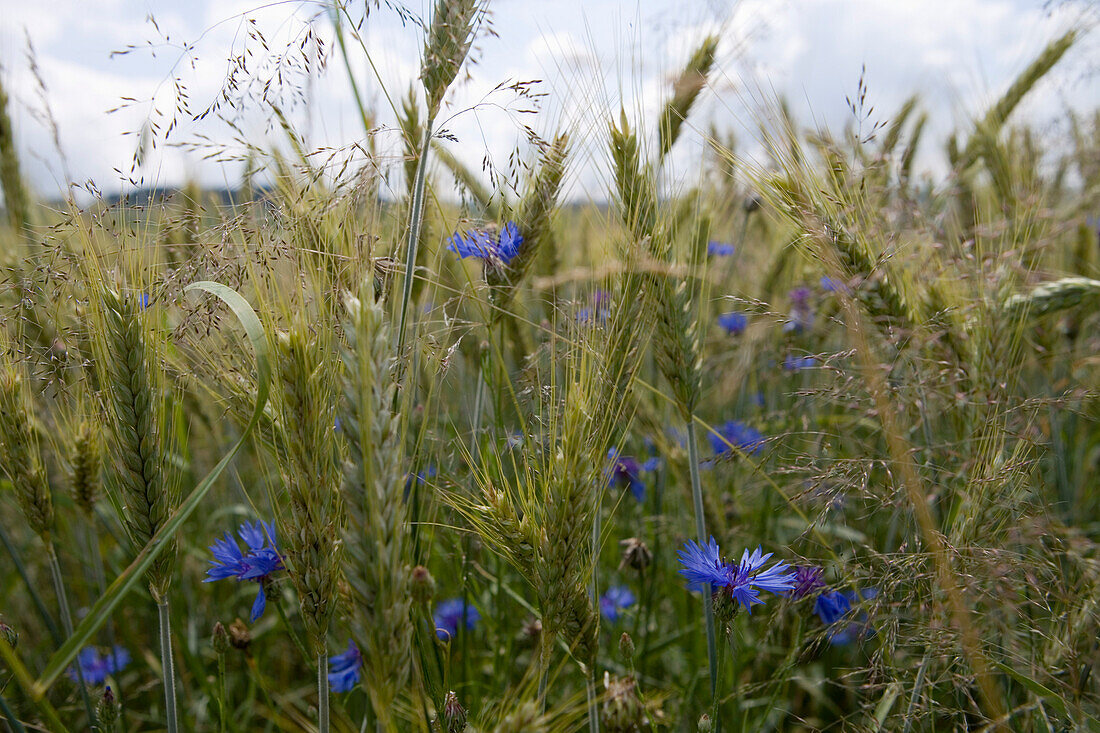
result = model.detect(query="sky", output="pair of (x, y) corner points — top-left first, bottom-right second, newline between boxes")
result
(0, 0), (1097, 201)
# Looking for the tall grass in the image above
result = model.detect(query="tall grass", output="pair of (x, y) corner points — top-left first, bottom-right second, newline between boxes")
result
(0, 5), (1097, 733)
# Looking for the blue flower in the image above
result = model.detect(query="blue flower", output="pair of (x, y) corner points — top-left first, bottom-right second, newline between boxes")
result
(820, 276), (849, 294)
(726, 547), (796, 612)
(204, 520), (284, 623)
(677, 537), (729, 592)
(707, 241), (736, 257)
(789, 566), (826, 599)
(405, 465), (437, 494)
(814, 588), (878, 644)
(68, 646), (130, 685)
(783, 355), (816, 371)
(599, 586), (636, 623)
(448, 221), (523, 266)
(678, 540), (795, 612)
(577, 290), (611, 324)
(328, 641), (362, 693)
(717, 311), (748, 336)
(708, 420), (766, 456)
(606, 448), (658, 501)
(434, 598), (480, 640)
(785, 286), (814, 333)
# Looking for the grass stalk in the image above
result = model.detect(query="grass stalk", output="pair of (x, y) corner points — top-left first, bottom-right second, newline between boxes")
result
(586, 671), (599, 733)
(216, 652), (227, 733)
(685, 419), (719, 721)
(0, 522), (61, 646)
(157, 600), (178, 733)
(317, 653), (330, 733)
(396, 121), (434, 359)
(46, 545), (97, 728)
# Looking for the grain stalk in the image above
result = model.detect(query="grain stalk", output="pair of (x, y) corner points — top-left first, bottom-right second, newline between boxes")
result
(396, 0), (481, 357)
(274, 320), (344, 732)
(339, 283), (412, 728)
(96, 287), (179, 730)
(0, 362), (98, 726)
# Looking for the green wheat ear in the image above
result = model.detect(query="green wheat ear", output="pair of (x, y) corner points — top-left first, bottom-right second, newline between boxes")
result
(97, 287), (177, 599)
(339, 282), (412, 724)
(1002, 277), (1100, 321)
(69, 419), (103, 518)
(657, 35), (719, 161)
(274, 319), (344, 654)
(0, 362), (54, 541)
(421, 0), (481, 118)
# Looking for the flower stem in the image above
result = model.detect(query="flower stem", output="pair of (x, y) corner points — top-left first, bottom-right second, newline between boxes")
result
(216, 651), (227, 733)
(317, 652), (330, 733)
(47, 544), (97, 729)
(686, 419), (720, 732)
(157, 599), (179, 733)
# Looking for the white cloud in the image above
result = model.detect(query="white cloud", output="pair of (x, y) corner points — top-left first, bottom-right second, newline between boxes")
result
(1, 0), (1096, 200)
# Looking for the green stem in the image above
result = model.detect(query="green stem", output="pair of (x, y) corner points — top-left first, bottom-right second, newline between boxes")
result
(585, 670), (600, 733)
(395, 120), (434, 360)
(0, 523), (61, 645)
(317, 653), (330, 733)
(537, 634), (551, 712)
(47, 545), (97, 729)
(157, 600), (178, 733)
(216, 652), (227, 733)
(86, 520), (120, 697)
(329, 2), (373, 138)
(686, 419), (720, 733)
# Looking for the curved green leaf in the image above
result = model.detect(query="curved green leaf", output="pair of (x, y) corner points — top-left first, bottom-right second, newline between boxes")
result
(32, 281), (270, 694)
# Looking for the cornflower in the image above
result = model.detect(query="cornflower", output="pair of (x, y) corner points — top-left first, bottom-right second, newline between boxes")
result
(606, 448), (660, 501)
(447, 221), (523, 266)
(708, 420), (766, 456)
(813, 588), (878, 644)
(599, 586), (636, 623)
(327, 641), (363, 693)
(783, 354), (817, 371)
(707, 241), (736, 257)
(790, 566), (826, 599)
(204, 520), (284, 623)
(820, 275), (850, 294)
(67, 646), (130, 685)
(785, 286), (814, 333)
(717, 311), (748, 336)
(678, 539), (795, 613)
(434, 598), (480, 640)
(576, 290), (611, 323)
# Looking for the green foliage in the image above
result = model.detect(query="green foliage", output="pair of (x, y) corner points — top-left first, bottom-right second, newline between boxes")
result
(0, 8), (1097, 733)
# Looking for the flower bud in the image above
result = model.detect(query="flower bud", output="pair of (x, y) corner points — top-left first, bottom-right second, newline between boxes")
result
(212, 621), (229, 655)
(601, 673), (645, 733)
(698, 713), (713, 732)
(97, 686), (121, 729)
(0, 621), (17, 649)
(619, 537), (652, 572)
(228, 618), (251, 651)
(442, 690), (467, 733)
(619, 632), (635, 662)
(411, 565), (436, 604)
